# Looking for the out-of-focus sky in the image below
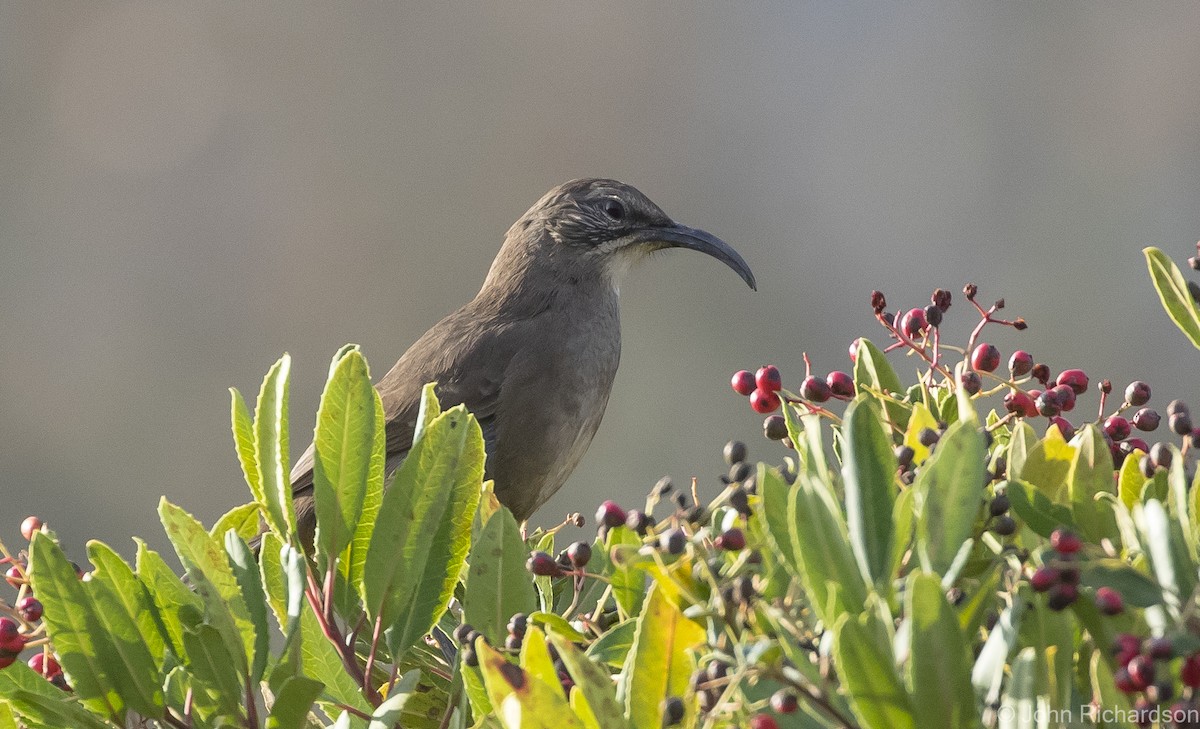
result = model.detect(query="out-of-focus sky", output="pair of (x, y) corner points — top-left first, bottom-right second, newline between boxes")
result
(2, 3), (1200, 561)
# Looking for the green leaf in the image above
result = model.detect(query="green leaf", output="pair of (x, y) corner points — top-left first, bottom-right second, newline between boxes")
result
(344, 387), (386, 600)
(134, 539), (201, 661)
(1117, 448), (1146, 511)
(832, 610), (915, 729)
(183, 623), (244, 720)
(606, 526), (646, 619)
(852, 338), (909, 432)
(1005, 421), (1036, 483)
(1014, 428), (1074, 500)
(364, 399), (484, 656)
(231, 388), (263, 506)
(914, 419), (986, 575)
(1003, 480), (1075, 538)
(86, 541), (165, 669)
(476, 641), (585, 729)
(3, 690), (114, 729)
(159, 499), (255, 677)
(28, 533), (126, 720)
(367, 671), (420, 729)
(906, 572), (974, 729)
(299, 607), (373, 721)
(464, 506), (537, 645)
(210, 502), (262, 543)
(548, 634), (632, 729)
(225, 531), (271, 683)
(1067, 425), (1114, 541)
(267, 675), (325, 729)
(255, 354), (295, 540)
(1080, 559), (1163, 607)
(1145, 246), (1200, 349)
(585, 619), (636, 669)
(313, 348), (377, 565)
(1089, 650), (1135, 728)
(618, 583), (705, 728)
(518, 627), (560, 693)
(785, 470), (868, 623)
(842, 395), (897, 590)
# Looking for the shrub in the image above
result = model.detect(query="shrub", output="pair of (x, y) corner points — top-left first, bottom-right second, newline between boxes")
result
(1, 246), (1200, 728)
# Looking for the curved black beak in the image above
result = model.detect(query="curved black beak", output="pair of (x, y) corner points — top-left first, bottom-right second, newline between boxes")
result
(631, 223), (757, 291)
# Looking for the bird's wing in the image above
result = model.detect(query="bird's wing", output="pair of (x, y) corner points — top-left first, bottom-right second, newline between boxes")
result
(288, 306), (531, 540)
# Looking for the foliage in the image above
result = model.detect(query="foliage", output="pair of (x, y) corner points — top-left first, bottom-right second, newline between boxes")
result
(0, 246), (1199, 727)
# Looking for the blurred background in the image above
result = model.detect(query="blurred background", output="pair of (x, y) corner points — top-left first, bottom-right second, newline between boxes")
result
(2, 2), (1200, 561)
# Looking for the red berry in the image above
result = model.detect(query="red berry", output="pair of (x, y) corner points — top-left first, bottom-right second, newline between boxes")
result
(715, 528), (746, 551)
(0, 627), (25, 656)
(755, 365), (782, 392)
(1114, 666), (1137, 693)
(1095, 587), (1124, 616)
(19, 517), (41, 542)
(16, 596), (42, 622)
(1031, 566), (1058, 592)
(27, 652), (60, 678)
(1128, 654), (1155, 690)
(1104, 416), (1132, 441)
(770, 689), (799, 714)
(1048, 416), (1074, 440)
(4, 566), (24, 588)
(826, 371), (854, 398)
(750, 388), (781, 414)
(595, 500), (626, 529)
(526, 551), (562, 577)
(1124, 437), (1150, 454)
(1048, 384), (1076, 413)
(1056, 369), (1089, 395)
(1126, 381), (1152, 406)
(799, 376), (831, 403)
(1009, 350), (1034, 376)
(1004, 390), (1038, 417)
(749, 715), (780, 729)
(1182, 654), (1200, 688)
(1047, 583), (1077, 610)
(1051, 529), (1082, 554)
(899, 308), (927, 338)
(1132, 408), (1160, 432)
(971, 343), (1001, 373)
(848, 338), (861, 363)
(1115, 634), (1141, 666)
(731, 370), (755, 396)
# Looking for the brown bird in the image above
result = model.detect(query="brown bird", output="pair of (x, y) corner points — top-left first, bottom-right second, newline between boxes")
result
(288, 179), (755, 541)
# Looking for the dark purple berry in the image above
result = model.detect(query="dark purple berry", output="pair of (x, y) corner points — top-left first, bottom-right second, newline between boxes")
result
(960, 371), (982, 395)
(763, 415), (787, 441)
(923, 304), (943, 328)
(1150, 442), (1173, 469)
(1104, 416), (1131, 441)
(625, 510), (654, 535)
(1126, 381), (1151, 406)
(715, 528), (746, 551)
(989, 494), (1010, 517)
(723, 440), (747, 465)
(596, 500), (626, 530)
(566, 541), (592, 568)
(799, 375), (831, 403)
(1128, 654), (1155, 690)
(1133, 408), (1160, 432)
(526, 551), (562, 577)
(1049, 384), (1076, 413)
(991, 515), (1016, 536)
(899, 308), (927, 338)
(770, 689), (799, 714)
(659, 528), (687, 555)
(1171, 412), (1193, 436)
(15, 597), (41, 623)
(662, 696), (685, 725)
(1030, 363), (1051, 385)
(932, 288), (952, 311)
(1047, 582), (1078, 610)
(1047, 417), (1074, 440)
(1009, 350), (1034, 376)
(826, 371), (854, 398)
(1035, 391), (1060, 417)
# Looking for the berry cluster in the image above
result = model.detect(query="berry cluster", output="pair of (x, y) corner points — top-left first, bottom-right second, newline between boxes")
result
(1111, 632), (1200, 725)
(731, 363), (854, 426)
(1029, 529), (1086, 611)
(0, 516), (68, 690)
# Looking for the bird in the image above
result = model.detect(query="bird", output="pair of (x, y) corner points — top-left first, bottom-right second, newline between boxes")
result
(288, 178), (755, 544)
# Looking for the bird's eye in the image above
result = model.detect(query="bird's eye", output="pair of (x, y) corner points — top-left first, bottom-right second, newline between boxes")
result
(602, 199), (626, 221)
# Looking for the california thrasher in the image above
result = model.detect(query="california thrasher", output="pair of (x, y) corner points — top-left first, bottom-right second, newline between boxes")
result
(289, 178), (755, 539)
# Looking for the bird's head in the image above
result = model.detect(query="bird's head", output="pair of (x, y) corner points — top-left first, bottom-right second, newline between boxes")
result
(507, 178), (757, 293)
